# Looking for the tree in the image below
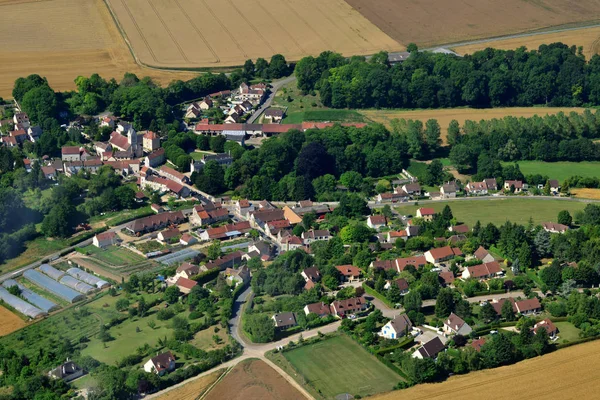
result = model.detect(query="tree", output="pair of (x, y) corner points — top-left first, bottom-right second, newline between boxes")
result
(403, 290), (422, 313)
(137, 296), (148, 317)
(422, 159), (444, 186)
(245, 314), (275, 342)
(164, 286), (181, 304)
(116, 298), (130, 312)
(194, 160), (225, 194)
(533, 229), (552, 258)
(339, 222), (373, 244)
(540, 262), (563, 292)
(387, 283), (402, 303)
(557, 210), (573, 226)
(501, 299), (516, 321)
(425, 119), (441, 155)
(41, 200), (75, 238)
(207, 240), (222, 260)
(334, 193), (368, 219)
(339, 171), (363, 192)
(295, 142), (334, 180)
(209, 135), (226, 153)
(268, 54), (290, 79)
(518, 243), (532, 270)
(435, 288), (455, 317)
(480, 302), (498, 323)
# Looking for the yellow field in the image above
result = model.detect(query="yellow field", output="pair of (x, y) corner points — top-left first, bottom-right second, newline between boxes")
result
(0, 0), (198, 97)
(106, 0), (402, 68)
(0, 305), (26, 337)
(571, 188), (600, 200)
(361, 107), (590, 143)
(156, 369), (225, 400)
(369, 339), (600, 400)
(453, 27), (600, 59)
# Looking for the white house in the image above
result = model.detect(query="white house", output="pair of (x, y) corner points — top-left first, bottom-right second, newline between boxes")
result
(379, 313), (412, 339)
(144, 352), (176, 375)
(367, 215), (387, 230)
(92, 231), (118, 248)
(443, 312), (472, 336)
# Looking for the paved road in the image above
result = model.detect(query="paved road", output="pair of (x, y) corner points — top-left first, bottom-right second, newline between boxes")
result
(246, 76), (297, 124)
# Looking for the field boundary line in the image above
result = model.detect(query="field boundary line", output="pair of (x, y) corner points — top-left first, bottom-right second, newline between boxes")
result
(281, 0), (332, 49)
(200, 0), (248, 58)
(254, 1), (306, 55)
(146, 0), (191, 63)
(174, 0), (220, 64)
(226, 0), (275, 54)
(197, 367), (232, 400)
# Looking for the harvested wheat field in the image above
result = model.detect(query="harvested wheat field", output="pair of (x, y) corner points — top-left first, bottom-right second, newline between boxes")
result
(156, 369), (225, 400)
(571, 188), (600, 200)
(204, 359), (305, 400)
(0, 305), (26, 337)
(344, 0), (600, 48)
(361, 107), (589, 143)
(369, 339), (600, 400)
(0, 0), (197, 98)
(453, 26), (600, 59)
(105, 0), (402, 68)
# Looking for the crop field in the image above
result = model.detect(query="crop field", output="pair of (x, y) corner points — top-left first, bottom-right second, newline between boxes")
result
(453, 26), (600, 59)
(157, 369), (225, 400)
(344, 0), (600, 47)
(0, 305), (27, 337)
(361, 107), (590, 144)
(105, 0), (401, 68)
(204, 359), (305, 400)
(371, 338), (600, 400)
(281, 335), (400, 399)
(81, 245), (144, 266)
(396, 198), (587, 226)
(501, 161), (600, 182)
(571, 189), (600, 200)
(0, 0), (197, 97)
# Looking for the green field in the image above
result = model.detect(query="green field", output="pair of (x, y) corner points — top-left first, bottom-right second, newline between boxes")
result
(282, 335), (400, 399)
(81, 245), (144, 266)
(554, 321), (581, 343)
(284, 109), (366, 124)
(396, 198), (587, 226)
(501, 161), (600, 183)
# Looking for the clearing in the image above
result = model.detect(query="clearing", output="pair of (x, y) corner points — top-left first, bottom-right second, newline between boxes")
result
(105, 0), (401, 68)
(0, 305), (27, 337)
(204, 359), (305, 400)
(360, 107), (590, 144)
(501, 161), (600, 182)
(370, 337), (600, 400)
(276, 335), (400, 399)
(395, 198), (587, 226)
(453, 26), (600, 59)
(571, 188), (600, 200)
(0, 0), (197, 97)
(156, 369), (225, 400)
(344, 0), (600, 48)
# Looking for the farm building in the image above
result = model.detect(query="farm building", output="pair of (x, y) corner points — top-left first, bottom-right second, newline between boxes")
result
(0, 287), (45, 318)
(59, 275), (95, 294)
(2, 279), (58, 313)
(23, 270), (85, 303)
(66, 268), (110, 289)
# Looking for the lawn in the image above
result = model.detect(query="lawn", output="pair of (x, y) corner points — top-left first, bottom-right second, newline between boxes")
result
(82, 245), (145, 266)
(189, 151), (215, 161)
(282, 335), (401, 399)
(284, 109), (366, 124)
(190, 326), (229, 351)
(501, 161), (600, 182)
(554, 321), (581, 343)
(395, 198), (587, 226)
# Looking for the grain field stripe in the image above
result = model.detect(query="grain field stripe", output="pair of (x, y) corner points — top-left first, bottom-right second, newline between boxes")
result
(281, 0), (333, 49)
(201, 0), (248, 59)
(174, 0), (220, 63)
(146, 0), (190, 63)
(117, 0), (159, 63)
(255, 1), (306, 55)
(226, 0), (275, 54)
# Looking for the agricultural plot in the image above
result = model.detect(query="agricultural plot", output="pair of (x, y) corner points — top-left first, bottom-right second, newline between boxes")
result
(157, 369), (225, 400)
(281, 335), (400, 399)
(82, 246), (144, 266)
(105, 0), (401, 68)
(0, 305), (27, 337)
(571, 188), (600, 200)
(344, 0), (600, 47)
(501, 161), (600, 182)
(395, 198), (587, 226)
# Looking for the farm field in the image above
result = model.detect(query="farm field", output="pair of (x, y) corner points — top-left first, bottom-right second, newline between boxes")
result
(370, 338), (600, 400)
(395, 198), (587, 226)
(79, 245), (144, 266)
(105, 0), (401, 68)
(453, 26), (600, 58)
(204, 359), (305, 400)
(280, 335), (400, 399)
(501, 161), (600, 182)
(0, 305), (27, 337)
(0, 0), (197, 97)
(571, 188), (600, 200)
(344, 0), (600, 48)
(157, 369), (225, 400)
(361, 107), (590, 144)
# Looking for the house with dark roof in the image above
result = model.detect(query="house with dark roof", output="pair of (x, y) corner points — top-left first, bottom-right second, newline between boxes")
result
(379, 313), (412, 339)
(176, 263), (200, 279)
(384, 278), (409, 294)
(145, 148), (166, 168)
(144, 352), (176, 375)
(301, 229), (332, 244)
(202, 251), (243, 271)
(412, 337), (445, 359)
(504, 180), (526, 193)
(438, 271), (456, 287)
(48, 361), (83, 382)
(449, 224), (469, 234)
(330, 296), (367, 317)
(125, 211), (185, 235)
(264, 108), (285, 123)
(272, 312), (297, 329)
(303, 302), (331, 317)
(157, 228), (180, 243)
(301, 267), (321, 284)
(93, 231), (119, 248)
(250, 209), (285, 228)
(440, 182), (459, 198)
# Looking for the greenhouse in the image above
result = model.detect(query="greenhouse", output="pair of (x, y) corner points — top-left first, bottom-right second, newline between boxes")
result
(23, 270), (85, 303)
(39, 264), (65, 281)
(66, 268), (110, 289)
(2, 279), (59, 313)
(0, 287), (45, 318)
(59, 275), (95, 294)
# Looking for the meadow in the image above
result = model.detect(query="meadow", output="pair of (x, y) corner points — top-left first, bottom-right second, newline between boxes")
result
(395, 198), (587, 226)
(501, 161), (600, 182)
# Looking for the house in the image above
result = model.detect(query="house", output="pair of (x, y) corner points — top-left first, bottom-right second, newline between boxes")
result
(145, 148), (166, 168)
(142, 131), (161, 152)
(448, 234), (467, 245)
(425, 246), (462, 264)
(474, 246), (495, 264)
(224, 113), (240, 124)
(280, 234), (303, 252)
(144, 352), (176, 375)
(61, 146), (82, 161)
(200, 221), (251, 241)
(465, 181), (488, 195)
(533, 318), (558, 337)
(175, 277), (197, 294)
(13, 112), (30, 128)
(461, 261), (503, 280)
(302, 229), (332, 244)
(223, 265), (250, 286)
(304, 302), (331, 317)
(370, 255), (427, 273)
(202, 251), (243, 271)
(470, 337), (486, 352)
(151, 204), (164, 214)
(265, 219), (292, 237)
(542, 222), (569, 234)
(176, 263), (200, 279)
(189, 205), (229, 226)
(235, 199), (254, 217)
(48, 361), (84, 382)
(160, 166), (189, 185)
(125, 211), (185, 235)
(1, 136), (17, 147)
(41, 166), (57, 180)
(449, 224), (469, 234)
(179, 233), (197, 246)
(92, 231), (119, 248)
(412, 337), (445, 359)
(401, 183), (421, 196)
(100, 116), (116, 128)
(367, 215), (387, 230)
(272, 312), (297, 330)
(387, 230), (408, 243)
(243, 241), (273, 261)
(330, 296), (367, 317)
(439, 271), (456, 287)
(515, 298), (542, 315)
(158, 228), (180, 243)
(377, 191), (408, 203)
(379, 313), (413, 339)
(443, 312), (472, 336)
(504, 180), (525, 193)
(335, 265), (361, 282)
(416, 208), (436, 221)
(281, 206), (303, 225)
(135, 191), (147, 203)
(440, 182), (458, 198)
(264, 108), (285, 123)
(301, 267), (321, 284)
(250, 209), (285, 228)
(384, 278), (409, 294)
(548, 179), (560, 193)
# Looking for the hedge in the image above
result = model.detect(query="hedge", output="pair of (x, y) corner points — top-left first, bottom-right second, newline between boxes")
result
(362, 282), (395, 308)
(376, 337), (415, 355)
(472, 289), (506, 297)
(190, 268), (220, 285)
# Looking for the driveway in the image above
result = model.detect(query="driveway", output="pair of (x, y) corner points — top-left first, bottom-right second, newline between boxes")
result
(415, 326), (449, 344)
(246, 75), (296, 123)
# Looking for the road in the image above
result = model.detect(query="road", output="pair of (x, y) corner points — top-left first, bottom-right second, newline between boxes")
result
(246, 75), (297, 124)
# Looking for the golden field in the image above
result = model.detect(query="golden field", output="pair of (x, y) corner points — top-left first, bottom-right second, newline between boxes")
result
(361, 107), (590, 143)
(0, 0), (197, 97)
(0, 305), (26, 337)
(156, 369), (224, 400)
(105, 0), (402, 68)
(345, 0), (600, 47)
(571, 188), (600, 200)
(369, 339), (600, 400)
(453, 26), (600, 59)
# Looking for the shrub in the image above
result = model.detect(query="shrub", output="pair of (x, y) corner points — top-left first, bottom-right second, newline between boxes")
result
(157, 308), (175, 321)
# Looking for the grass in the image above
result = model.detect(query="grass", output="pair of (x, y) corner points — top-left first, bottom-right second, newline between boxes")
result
(501, 161), (600, 182)
(81, 245), (145, 266)
(554, 321), (581, 343)
(89, 206), (153, 229)
(0, 237), (68, 275)
(189, 151), (215, 161)
(281, 335), (401, 399)
(284, 109), (366, 124)
(395, 198), (587, 226)
(190, 326), (229, 351)
(406, 160), (428, 180)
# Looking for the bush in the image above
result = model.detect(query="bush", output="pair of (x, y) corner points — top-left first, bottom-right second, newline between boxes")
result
(157, 308), (175, 321)
(189, 311), (203, 320)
